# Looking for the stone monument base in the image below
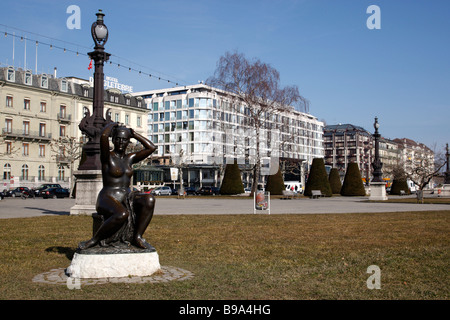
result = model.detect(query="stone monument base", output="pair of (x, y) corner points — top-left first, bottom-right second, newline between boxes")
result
(70, 170), (103, 216)
(369, 182), (388, 201)
(66, 247), (161, 279)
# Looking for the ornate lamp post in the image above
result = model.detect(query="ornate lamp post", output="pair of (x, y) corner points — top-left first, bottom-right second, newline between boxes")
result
(369, 116), (387, 200)
(71, 10), (112, 215)
(371, 117), (383, 183)
(78, 10), (112, 170)
(445, 143), (450, 184)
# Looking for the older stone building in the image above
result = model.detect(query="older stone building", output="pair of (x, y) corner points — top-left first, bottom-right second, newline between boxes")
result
(0, 66), (147, 191)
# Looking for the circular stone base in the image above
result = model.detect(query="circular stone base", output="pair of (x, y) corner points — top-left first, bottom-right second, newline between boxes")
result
(66, 251), (161, 279)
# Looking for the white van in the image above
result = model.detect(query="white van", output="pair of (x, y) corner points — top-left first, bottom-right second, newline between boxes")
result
(407, 180), (418, 194)
(284, 181), (303, 194)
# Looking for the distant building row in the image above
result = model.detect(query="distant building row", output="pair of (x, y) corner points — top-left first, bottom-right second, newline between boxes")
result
(323, 123), (434, 183)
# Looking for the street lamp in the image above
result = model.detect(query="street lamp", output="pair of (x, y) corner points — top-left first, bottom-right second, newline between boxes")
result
(78, 10), (112, 170)
(371, 117), (383, 183)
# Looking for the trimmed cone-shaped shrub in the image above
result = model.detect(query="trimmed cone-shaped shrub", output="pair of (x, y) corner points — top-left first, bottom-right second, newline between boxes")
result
(304, 158), (332, 197)
(390, 179), (410, 195)
(265, 167), (285, 195)
(220, 160), (245, 195)
(340, 163), (366, 196)
(328, 168), (342, 194)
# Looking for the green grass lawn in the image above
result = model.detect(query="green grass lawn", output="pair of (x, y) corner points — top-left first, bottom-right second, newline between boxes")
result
(0, 211), (448, 300)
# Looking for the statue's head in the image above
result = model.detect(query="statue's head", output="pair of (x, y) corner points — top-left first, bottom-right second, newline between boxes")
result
(112, 126), (131, 152)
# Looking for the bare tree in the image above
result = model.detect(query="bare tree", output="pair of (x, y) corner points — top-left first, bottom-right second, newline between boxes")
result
(407, 145), (446, 191)
(50, 136), (82, 192)
(207, 51), (309, 195)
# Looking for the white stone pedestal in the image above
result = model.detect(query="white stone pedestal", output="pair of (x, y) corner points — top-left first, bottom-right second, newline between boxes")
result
(66, 251), (161, 279)
(369, 182), (388, 201)
(70, 170), (103, 216)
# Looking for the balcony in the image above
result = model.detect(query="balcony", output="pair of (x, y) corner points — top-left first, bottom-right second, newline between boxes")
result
(2, 129), (52, 142)
(57, 114), (72, 123)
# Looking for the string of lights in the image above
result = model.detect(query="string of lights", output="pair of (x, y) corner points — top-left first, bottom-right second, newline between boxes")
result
(0, 24), (187, 88)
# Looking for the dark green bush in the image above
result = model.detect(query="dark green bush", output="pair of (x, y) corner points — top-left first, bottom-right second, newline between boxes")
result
(390, 179), (410, 195)
(304, 158), (332, 197)
(265, 167), (285, 195)
(340, 163), (366, 196)
(328, 168), (342, 194)
(219, 160), (245, 195)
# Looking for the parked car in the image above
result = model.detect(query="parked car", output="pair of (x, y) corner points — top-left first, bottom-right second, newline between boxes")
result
(6, 187), (30, 198)
(151, 186), (172, 196)
(40, 187), (70, 199)
(196, 186), (220, 195)
(0, 191), (4, 200)
(34, 184), (62, 197)
(184, 187), (197, 195)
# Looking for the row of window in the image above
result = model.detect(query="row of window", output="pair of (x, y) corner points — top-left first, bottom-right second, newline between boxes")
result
(5, 95), (69, 117)
(4, 141), (49, 157)
(5, 67), (68, 91)
(2, 163), (66, 181)
(149, 98), (321, 129)
(3, 118), (69, 138)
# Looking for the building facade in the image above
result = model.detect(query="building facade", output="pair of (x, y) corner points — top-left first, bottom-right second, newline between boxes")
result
(324, 124), (373, 181)
(0, 66), (147, 191)
(134, 83), (324, 189)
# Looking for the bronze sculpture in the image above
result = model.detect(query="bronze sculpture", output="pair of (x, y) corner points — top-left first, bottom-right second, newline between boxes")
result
(78, 122), (157, 251)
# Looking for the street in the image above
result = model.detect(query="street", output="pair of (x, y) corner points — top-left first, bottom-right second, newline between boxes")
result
(0, 194), (448, 219)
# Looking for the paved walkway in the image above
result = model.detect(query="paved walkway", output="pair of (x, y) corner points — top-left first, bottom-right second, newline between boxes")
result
(0, 194), (448, 219)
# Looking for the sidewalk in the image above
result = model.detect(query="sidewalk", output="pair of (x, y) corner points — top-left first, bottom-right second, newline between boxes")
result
(0, 195), (448, 219)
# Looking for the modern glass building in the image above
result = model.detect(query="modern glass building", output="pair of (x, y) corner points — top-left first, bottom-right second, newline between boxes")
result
(134, 83), (324, 189)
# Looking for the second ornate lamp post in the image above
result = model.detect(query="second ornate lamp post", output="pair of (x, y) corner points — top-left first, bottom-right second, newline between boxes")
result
(372, 117), (383, 183)
(369, 116), (388, 200)
(78, 9), (112, 170)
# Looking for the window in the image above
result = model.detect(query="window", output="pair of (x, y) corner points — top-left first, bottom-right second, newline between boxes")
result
(22, 164), (29, 180)
(22, 143), (29, 156)
(38, 165), (45, 181)
(60, 105), (66, 118)
(60, 125), (66, 137)
(3, 163), (11, 180)
(61, 79), (68, 92)
(58, 166), (65, 181)
(5, 142), (12, 154)
(137, 116), (141, 127)
(125, 114), (130, 125)
(25, 71), (32, 85)
(24, 99), (30, 110)
(115, 113), (120, 122)
(153, 102), (159, 111)
(7, 67), (15, 81)
(39, 123), (46, 137)
(23, 121), (30, 135)
(5, 119), (12, 133)
(6, 96), (13, 108)
(41, 74), (48, 88)
(40, 102), (46, 112)
(39, 145), (45, 157)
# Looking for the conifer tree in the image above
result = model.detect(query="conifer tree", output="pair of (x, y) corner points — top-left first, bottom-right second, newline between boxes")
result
(340, 163), (366, 196)
(304, 158), (332, 197)
(328, 168), (342, 194)
(265, 167), (285, 195)
(219, 159), (245, 195)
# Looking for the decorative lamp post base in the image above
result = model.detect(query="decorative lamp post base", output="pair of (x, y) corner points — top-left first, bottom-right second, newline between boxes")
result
(70, 170), (103, 215)
(369, 182), (388, 201)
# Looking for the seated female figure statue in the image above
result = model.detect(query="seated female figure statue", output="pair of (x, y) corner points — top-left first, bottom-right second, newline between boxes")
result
(78, 122), (157, 251)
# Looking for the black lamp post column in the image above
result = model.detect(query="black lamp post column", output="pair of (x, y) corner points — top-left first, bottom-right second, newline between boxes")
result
(445, 143), (450, 184)
(372, 117), (383, 183)
(78, 10), (111, 171)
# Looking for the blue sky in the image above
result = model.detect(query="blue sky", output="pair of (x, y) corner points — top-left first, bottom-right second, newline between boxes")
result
(0, 0), (449, 151)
